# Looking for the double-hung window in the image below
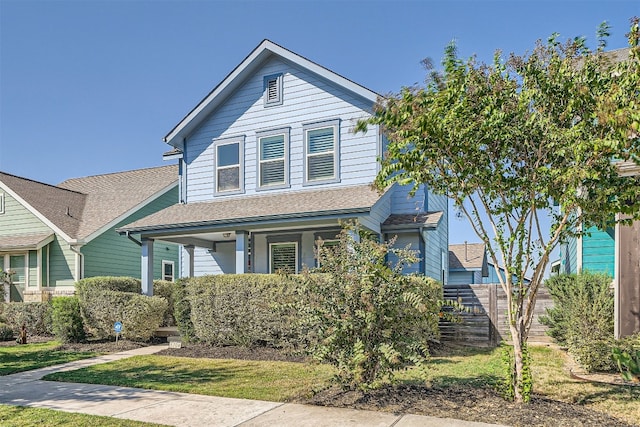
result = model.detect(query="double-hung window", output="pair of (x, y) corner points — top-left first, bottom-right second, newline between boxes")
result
(256, 128), (290, 190)
(214, 136), (244, 194)
(303, 119), (340, 185)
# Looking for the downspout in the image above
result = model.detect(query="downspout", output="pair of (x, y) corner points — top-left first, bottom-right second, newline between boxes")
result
(126, 231), (142, 246)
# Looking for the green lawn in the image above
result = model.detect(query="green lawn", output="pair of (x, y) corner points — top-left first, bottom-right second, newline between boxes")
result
(0, 404), (165, 427)
(44, 355), (336, 402)
(0, 342), (99, 376)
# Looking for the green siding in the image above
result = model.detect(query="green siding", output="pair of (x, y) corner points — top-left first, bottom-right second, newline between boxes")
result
(41, 245), (48, 286)
(0, 192), (51, 236)
(48, 236), (76, 287)
(82, 187), (179, 280)
(582, 226), (615, 275)
(28, 251), (38, 288)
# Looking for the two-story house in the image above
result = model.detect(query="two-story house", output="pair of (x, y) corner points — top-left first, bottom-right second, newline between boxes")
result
(118, 40), (449, 295)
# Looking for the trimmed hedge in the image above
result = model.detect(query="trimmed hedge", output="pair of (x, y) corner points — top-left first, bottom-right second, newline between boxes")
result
(51, 296), (85, 343)
(0, 302), (52, 336)
(184, 274), (300, 348)
(153, 280), (179, 327)
(75, 276), (166, 341)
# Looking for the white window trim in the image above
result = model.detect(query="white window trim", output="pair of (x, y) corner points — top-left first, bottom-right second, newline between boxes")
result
(256, 127), (290, 191)
(213, 135), (245, 195)
(263, 73), (283, 107)
(269, 241), (299, 274)
(162, 260), (175, 282)
(0, 193), (4, 214)
(303, 119), (341, 186)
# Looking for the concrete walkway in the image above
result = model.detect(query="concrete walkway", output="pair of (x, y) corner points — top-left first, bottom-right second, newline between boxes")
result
(0, 345), (507, 427)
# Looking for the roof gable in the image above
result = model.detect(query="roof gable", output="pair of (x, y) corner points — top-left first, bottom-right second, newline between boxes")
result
(0, 165), (178, 244)
(0, 172), (85, 242)
(164, 39), (380, 147)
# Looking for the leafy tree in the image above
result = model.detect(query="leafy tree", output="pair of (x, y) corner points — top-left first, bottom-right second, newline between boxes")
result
(357, 19), (640, 402)
(296, 224), (442, 390)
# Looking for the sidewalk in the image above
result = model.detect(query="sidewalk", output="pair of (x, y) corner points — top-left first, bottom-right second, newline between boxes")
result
(0, 345), (508, 427)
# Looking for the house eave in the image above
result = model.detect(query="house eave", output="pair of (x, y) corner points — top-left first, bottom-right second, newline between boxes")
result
(117, 207), (372, 237)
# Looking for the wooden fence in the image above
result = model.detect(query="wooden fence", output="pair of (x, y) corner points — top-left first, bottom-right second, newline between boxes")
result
(439, 283), (554, 346)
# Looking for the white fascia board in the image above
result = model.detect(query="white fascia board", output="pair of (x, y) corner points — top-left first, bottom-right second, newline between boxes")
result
(82, 181), (178, 244)
(164, 40), (380, 147)
(0, 181), (75, 244)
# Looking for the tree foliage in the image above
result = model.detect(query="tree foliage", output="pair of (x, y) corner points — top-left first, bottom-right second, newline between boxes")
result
(357, 19), (640, 402)
(296, 225), (442, 390)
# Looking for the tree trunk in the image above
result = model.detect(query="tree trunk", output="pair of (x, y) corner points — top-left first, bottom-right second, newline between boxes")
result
(510, 324), (525, 403)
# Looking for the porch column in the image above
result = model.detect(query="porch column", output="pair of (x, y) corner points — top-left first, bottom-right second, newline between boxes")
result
(236, 230), (249, 274)
(141, 238), (154, 296)
(184, 245), (195, 278)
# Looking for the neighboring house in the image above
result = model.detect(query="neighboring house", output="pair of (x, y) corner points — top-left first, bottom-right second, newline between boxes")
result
(0, 166), (180, 302)
(448, 242), (531, 285)
(448, 243), (488, 285)
(558, 226), (615, 277)
(118, 39), (449, 294)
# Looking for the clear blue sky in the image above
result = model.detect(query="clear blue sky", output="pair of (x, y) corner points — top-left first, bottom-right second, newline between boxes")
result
(1, 0), (638, 245)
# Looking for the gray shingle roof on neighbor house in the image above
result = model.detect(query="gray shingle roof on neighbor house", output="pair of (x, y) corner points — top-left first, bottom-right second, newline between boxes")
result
(118, 184), (386, 233)
(0, 171), (86, 239)
(0, 233), (53, 251)
(449, 242), (486, 271)
(0, 165), (178, 243)
(58, 165), (178, 240)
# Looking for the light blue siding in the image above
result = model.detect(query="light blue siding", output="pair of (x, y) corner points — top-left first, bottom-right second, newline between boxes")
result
(449, 271), (475, 285)
(391, 184), (427, 214)
(184, 57), (380, 203)
(424, 191), (448, 283)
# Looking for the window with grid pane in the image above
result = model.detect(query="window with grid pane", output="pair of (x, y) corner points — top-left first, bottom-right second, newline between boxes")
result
(306, 126), (335, 181)
(216, 142), (240, 192)
(270, 242), (297, 273)
(259, 134), (285, 187)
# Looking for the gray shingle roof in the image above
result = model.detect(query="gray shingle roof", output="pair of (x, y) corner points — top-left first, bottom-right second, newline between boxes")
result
(58, 165), (178, 240)
(0, 165), (177, 243)
(449, 243), (486, 270)
(118, 184), (384, 233)
(0, 171), (86, 239)
(382, 212), (443, 230)
(0, 233), (53, 251)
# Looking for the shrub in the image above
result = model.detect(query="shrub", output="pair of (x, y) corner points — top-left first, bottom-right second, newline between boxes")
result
(296, 226), (443, 390)
(153, 280), (178, 327)
(1, 302), (52, 336)
(172, 279), (195, 342)
(0, 323), (13, 341)
(185, 274), (300, 348)
(76, 276), (165, 341)
(51, 296), (85, 343)
(121, 294), (168, 341)
(75, 276), (141, 300)
(541, 272), (615, 372)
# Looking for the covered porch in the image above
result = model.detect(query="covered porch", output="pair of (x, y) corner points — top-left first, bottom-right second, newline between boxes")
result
(117, 185), (394, 295)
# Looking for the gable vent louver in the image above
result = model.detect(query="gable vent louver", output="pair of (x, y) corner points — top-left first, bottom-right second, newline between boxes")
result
(267, 78), (279, 102)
